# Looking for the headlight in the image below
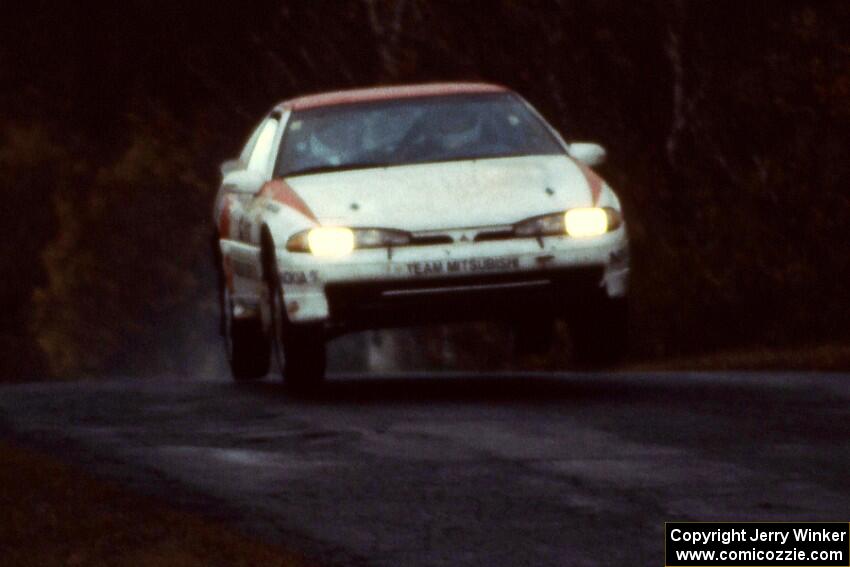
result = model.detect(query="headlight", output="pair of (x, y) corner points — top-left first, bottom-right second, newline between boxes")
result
(305, 227), (355, 257)
(286, 227), (411, 256)
(564, 208), (609, 237)
(514, 207), (622, 239)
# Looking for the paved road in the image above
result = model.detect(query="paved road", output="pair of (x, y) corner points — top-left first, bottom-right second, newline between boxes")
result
(1, 372), (848, 566)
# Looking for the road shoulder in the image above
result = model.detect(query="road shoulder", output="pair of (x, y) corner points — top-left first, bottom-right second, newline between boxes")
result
(0, 439), (312, 567)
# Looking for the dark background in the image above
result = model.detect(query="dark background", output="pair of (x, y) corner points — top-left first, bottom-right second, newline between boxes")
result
(1, 0), (848, 381)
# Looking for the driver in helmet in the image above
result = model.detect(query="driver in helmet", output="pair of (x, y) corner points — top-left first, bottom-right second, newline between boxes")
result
(432, 106), (482, 151)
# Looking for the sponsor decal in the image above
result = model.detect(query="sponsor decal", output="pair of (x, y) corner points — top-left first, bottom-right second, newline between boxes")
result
(280, 270), (320, 285)
(406, 256), (520, 276)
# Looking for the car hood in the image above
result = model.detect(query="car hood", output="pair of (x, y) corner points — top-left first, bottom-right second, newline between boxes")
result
(284, 155), (603, 231)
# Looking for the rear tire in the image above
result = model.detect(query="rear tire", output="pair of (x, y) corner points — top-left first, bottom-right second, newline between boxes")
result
(570, 297), (628, 368)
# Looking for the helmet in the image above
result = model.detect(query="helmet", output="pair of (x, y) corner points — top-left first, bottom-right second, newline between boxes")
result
(434, 107), (481, 149)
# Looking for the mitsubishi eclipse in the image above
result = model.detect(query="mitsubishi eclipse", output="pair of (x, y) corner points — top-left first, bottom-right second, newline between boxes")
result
(214, 83), (629, 388)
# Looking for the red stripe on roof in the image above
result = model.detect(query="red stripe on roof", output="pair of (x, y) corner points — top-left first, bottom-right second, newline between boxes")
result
(283, 82), (508, 111)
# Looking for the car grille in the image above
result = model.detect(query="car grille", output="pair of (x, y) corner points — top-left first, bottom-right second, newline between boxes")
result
(407, 225), (519, 246)
(409, 234), (454, 246)
(325, 267), (605, 330)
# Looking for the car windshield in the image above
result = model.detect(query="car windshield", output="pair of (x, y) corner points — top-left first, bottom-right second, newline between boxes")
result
(274, 92), (565, 177)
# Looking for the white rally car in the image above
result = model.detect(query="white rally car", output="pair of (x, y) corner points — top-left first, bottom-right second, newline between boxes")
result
(214, 83), (629, 387)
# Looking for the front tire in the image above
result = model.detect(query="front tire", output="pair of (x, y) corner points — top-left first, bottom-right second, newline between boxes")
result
(224, 287), (270, 381)
(267, 254), (326, 392)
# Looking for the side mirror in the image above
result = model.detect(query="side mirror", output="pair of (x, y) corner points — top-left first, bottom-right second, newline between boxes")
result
(219, 159), (243, 176)
(569, 142), (607, 167)
(221, 169), (265, 195)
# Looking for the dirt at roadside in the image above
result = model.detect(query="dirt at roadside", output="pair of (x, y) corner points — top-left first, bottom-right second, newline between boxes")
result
(0, 440), (314, 567)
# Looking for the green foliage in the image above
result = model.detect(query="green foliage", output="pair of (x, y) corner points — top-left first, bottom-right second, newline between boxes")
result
(32, 119), (215, 377)
(0, 125), (81, 380)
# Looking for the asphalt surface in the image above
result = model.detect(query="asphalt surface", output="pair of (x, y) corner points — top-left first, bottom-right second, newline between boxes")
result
(1, 372), (849, 566)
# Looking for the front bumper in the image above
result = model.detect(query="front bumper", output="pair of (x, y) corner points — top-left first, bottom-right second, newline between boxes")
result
(276, 228), (629, 328)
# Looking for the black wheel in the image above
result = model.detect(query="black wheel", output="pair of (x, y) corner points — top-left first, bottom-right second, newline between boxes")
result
(265, 245), (326, 392)
(223, 286), (270, 381)
(570, 297), (628, 368)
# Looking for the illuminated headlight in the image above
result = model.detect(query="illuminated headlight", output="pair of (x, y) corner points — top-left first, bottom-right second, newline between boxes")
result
(564, 208), (609, 237)
(306, 227), (355, 257)
(286, 227), (411, 256)
(514, 207), (622, 239)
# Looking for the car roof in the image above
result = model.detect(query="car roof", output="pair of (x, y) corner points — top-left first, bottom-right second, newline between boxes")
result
(276, 82), (509, 112)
